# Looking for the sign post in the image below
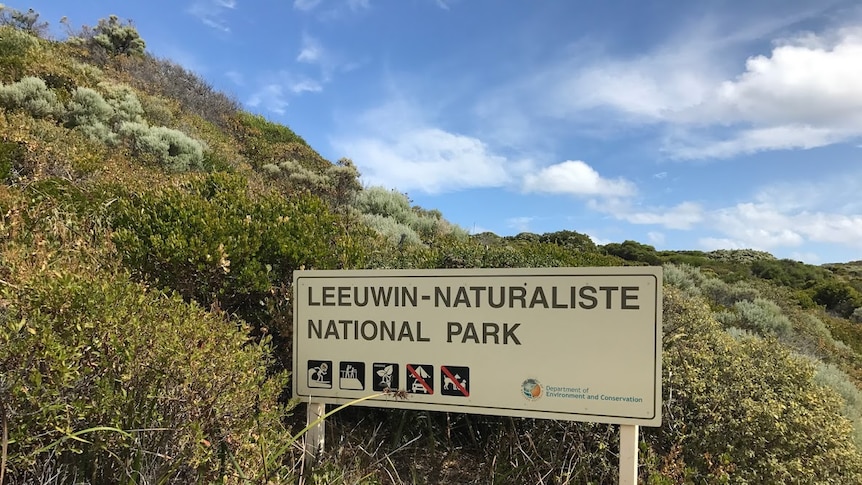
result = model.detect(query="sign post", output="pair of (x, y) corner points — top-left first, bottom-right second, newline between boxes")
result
(293, 267), (662, 480)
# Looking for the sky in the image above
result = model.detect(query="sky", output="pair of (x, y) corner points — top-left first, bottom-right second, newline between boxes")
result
(14, 0), (862, 264)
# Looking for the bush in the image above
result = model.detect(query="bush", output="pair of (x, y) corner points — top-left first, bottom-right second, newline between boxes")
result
(117, 55), (239, 128)
(815, 363), (862, 448)
(91, 15), (146, 56)
(1, 269), (292, 483)
(720, 298), (794, 338)
(643, 287), (862, 483)
(119, 121), (205, 171)
(0, 76), (63, 119)
(110, 173), (365, 333)
(64, 86), (117, 143)
(0, 6), (49, 37)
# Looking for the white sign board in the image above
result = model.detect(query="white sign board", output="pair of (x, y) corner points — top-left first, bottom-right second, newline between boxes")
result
(293, 267), (662, 426)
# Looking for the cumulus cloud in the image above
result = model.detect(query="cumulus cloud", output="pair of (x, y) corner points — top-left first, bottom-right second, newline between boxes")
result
(522, 160), (635, 197)
(479, 14), (862, 159)
(590, 199), (704, 230)
(334, 127), (522, 193)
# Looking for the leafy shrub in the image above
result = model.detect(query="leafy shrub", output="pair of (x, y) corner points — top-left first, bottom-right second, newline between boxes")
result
(1, 269), (291, 483)
(110, 173), (364, 333)
(119, 121), (205, 171)
(815, 363), (862, 448)
(91, 15), (146, 56)
(117, 55), (239, 128)
(0, 6), (49, 37)
(64, 86), (117, 143)
(602, 240), (661, 265)
(0, 76), (63, 118)
(852, 307), (862, 324)
(662, 263), (705, 296)
(0, 25), (38, 81)
(700, 277), (761, 307)
(644, 287), (862, 483)
(751, 258), (830, 288)
(719, 298), (794, 338)
(810, 280), (862, 318)
(362, 213), (422, 246)
(538, 229), (597, 252)
(354, 186), (464, 242)
(707, 248), (775, 263)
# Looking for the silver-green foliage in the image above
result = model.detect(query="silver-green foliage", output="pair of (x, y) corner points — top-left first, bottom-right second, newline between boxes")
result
(355, 186), (464, 242)
(362, 213), (422, 246)
(720, 298), (793, 338)
(0, 76), (62, 118)
(92, 15), (146, 56)
(119, 122), (205, 171)
(815, 362), (862, 448)
(65, 86), (117, 144)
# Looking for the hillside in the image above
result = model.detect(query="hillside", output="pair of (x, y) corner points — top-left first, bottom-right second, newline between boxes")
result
(2, 8), (862, 484)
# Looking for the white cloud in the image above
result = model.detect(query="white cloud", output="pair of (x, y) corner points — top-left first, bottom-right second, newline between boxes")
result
(522, 160), (635, 197)
(297, 34), (323, 63)
(294, 0), (323, 11)
(647, 231), (665, 245)
(247, 84), (289, 114)
(591, 199), (704, 230)
(335, 128), (522, 194)
(479, 13), (862, 159)
(506, 217), (534, 232)
(225, 70), (244, 85)
(699, 237), (746, 251)
(187, 0), (236, 32)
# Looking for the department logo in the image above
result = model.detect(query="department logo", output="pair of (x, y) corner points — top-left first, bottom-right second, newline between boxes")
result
(521, 378), (542, 401)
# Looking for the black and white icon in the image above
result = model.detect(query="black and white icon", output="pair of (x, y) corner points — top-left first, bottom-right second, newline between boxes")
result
(339, 361), (365, 390)
(307, 360), (332, 389)
(372, 362), (399, 391)
(440, 365), (470, 397)
(406, 364), (433, 395)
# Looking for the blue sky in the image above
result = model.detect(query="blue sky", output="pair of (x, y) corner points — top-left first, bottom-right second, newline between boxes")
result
(15, 0), (862, 264)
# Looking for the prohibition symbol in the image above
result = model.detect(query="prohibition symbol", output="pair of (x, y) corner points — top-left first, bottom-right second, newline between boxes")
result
(406, 364), (434, 394)
(441, 365), (469, 397)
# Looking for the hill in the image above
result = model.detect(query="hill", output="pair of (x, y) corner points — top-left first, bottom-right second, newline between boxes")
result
(2, 8), (862, 483)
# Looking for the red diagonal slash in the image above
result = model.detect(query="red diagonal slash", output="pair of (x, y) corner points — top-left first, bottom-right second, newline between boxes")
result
(407, 364), (433, 394)
(441, 366), (469, 397)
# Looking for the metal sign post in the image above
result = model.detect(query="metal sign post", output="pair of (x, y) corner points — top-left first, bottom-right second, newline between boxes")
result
(304, 402), (325, 468)
(619, 424), (639, 485)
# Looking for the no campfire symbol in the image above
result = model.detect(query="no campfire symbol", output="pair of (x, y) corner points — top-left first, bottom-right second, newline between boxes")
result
(406, 364), (434, 395)
(440, 365), (470, 397)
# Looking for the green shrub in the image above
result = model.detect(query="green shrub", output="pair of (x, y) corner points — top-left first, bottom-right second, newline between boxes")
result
(110, 173), (364, 332)
(91, 15), (146, 56)
(662, 263), (704, 296)
(0, 76), (63, 118)
(0, 6), (49, 37)
(602, 240), (661, 265)
(811, 280), (862, 318)
(1, 269), (291, 483)
(720, 298), (793, 338)
(0, 25), (38, 81)
(64, 86), (118, 144)
(538, 229), (597, 252)
(119, 121), (205, 171)
(814, 363), (862, 448)
(362, 213), (422, 246)
(643, 287), (862, 483)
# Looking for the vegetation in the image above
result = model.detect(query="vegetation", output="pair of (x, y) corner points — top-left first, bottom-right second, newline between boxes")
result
(2, 7), (862, 483)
